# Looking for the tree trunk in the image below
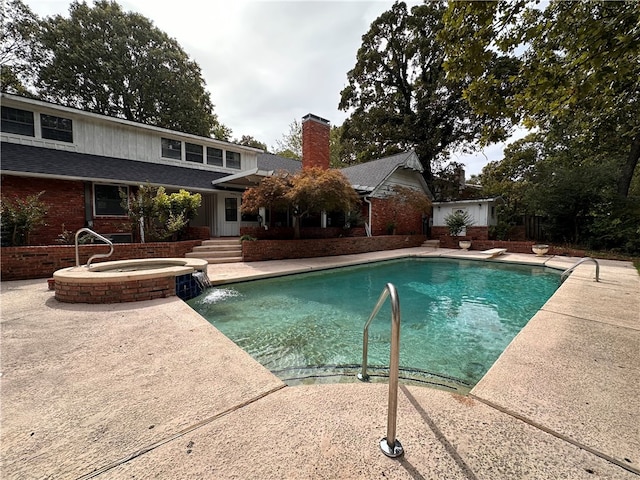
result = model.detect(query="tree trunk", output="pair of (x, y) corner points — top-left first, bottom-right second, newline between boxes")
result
(618, 132), (640, 198)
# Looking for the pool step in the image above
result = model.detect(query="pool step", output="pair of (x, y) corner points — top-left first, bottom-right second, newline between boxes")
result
(421, 239), (440, 249)
(185, 237), (243, 264)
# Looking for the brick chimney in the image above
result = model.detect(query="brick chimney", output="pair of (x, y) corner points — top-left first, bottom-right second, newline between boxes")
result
(302, 113), (330, 170)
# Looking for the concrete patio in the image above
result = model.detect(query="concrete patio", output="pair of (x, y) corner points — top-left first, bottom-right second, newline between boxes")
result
(1, 247), (638, 479)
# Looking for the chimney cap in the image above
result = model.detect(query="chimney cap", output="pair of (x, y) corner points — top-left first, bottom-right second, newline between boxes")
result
(302, 113), (330, 125)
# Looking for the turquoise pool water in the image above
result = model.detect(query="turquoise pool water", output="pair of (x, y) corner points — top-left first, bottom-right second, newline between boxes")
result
(189, 258), (559, 389)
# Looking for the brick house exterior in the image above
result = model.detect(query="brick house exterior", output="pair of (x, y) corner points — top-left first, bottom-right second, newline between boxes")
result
(2, 93), (432, 246)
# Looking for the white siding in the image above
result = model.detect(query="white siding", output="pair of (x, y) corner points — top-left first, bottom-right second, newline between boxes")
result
(1, 95), (259, 173)
(374, 169), (425, 198)
(433, 200), (498, 227)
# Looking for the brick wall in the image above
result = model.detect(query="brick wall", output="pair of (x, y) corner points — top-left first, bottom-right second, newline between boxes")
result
(370, 197), (424, 236)
(240, 226), (367, 240)
(1, 175), (86, 245)
(1, 240), (202, 280)
(242, 235), (426, 261)
(54, 276), (175, 304)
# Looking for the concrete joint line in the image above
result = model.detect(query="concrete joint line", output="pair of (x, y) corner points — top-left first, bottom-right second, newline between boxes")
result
(539, 307), (640, 333)
(77, 384), (286, 479)
(469, 394), (640, 477)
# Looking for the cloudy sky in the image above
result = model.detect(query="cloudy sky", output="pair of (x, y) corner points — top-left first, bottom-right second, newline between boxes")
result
(26, 0), (522, 175)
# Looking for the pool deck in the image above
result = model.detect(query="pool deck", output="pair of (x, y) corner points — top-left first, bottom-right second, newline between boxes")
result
(1, 247), (638, 479)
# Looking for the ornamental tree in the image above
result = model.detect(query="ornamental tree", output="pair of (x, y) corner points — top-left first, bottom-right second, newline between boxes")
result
(242, 168), (360, 239)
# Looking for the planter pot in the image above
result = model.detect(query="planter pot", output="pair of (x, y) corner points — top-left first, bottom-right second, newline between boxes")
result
(458, 240), (471, 251)
(532, 244), (549, 256)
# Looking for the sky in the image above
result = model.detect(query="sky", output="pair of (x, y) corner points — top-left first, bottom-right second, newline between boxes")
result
(25, 0), (524, 175)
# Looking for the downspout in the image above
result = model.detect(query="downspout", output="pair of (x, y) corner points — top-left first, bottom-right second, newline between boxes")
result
(364, 196), (373, 237)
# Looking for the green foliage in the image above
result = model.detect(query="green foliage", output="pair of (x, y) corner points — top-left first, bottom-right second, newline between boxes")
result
(338, 1), (486, 186)
(0, 0), (40, 95)
(122, 185), (201, 242)
(11, 0), (228, 138)
(235, 135), (267, 151)
(55, 224), (93, 245)
(273, 119), (302, 159)
(444, 210), (474, 237)
(239, 234), (257, 242)
(0, 191), (48, 246)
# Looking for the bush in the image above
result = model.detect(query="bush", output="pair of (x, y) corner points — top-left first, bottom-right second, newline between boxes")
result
(0, 191), (48, 246)
(444, 210), (474, 236)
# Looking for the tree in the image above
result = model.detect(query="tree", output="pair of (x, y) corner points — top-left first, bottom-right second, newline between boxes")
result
(0, 0), (40, 95)
(235, 135), (267, 151)
(28, 1), (228, 138)
(272, 119), (302, 159)
(441, 1), (640, 199)
(122, 185), (201, 242)
(242, 168), (360, 239)
(338, 1), (486, 188)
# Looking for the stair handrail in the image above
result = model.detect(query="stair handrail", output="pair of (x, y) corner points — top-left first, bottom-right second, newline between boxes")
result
(560, 257), (600, 283)
(358, 282), (404, 458)
(75, 228), (114, 270)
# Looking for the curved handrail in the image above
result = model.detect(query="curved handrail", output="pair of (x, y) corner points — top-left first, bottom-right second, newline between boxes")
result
(358, 283), (404, 458)
(560, 257), (600, 283)
(75, 228), (114, 270)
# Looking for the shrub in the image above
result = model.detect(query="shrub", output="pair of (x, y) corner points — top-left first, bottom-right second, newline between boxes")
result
(444, 210), (474, 236)
(0, 191), (48, 246)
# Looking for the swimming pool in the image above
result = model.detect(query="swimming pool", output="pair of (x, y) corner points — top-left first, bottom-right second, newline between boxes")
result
(189, 258), (559, 391)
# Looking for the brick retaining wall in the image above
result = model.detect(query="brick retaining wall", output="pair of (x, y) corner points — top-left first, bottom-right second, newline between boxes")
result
(242, 235), (426, 261)
(1, 240), (202, 280)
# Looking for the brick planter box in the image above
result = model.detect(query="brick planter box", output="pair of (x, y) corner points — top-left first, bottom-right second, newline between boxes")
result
(242, 235), (426, 261)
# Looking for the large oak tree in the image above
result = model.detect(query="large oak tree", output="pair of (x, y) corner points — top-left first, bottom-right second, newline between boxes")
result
(338, 1), (487, 190)
(4, 0), (229, 138)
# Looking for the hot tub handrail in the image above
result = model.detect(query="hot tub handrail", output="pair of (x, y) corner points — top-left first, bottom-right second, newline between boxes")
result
(75, 228), (114, 269)
(358, 282), (404, 458)
(560, 257), (600, 283)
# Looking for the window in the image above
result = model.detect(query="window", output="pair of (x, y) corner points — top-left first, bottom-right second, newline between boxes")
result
(226, 151), (241, 169)
(1, 106), (34, 136)
(225, 197), (238, 222)
(161, 138), (182, 160)
(207, 147), (223, 166)
(94, 184), (128, 216)
(185, 143), (203, 163)
(41, 114), (73, 142)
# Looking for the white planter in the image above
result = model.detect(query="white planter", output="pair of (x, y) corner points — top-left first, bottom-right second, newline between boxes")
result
(459, 240), (471, 251)
(532, 244), (549, 256)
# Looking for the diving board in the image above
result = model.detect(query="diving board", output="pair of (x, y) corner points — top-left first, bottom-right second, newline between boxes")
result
(481, 248), (507, 258)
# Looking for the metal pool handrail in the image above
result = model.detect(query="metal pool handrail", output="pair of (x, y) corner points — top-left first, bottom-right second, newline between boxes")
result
(560, 257), (600, 283)
(358, 282), (404, 458)
(75, 228), (114, 270)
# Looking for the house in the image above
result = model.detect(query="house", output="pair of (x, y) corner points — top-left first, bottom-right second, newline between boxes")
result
(431, 198), (504, 241)
(1, 94), (432, 245)
(1, 92), (263, 243)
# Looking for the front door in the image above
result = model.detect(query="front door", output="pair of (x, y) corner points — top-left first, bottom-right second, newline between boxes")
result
(218, 195), (241, 236)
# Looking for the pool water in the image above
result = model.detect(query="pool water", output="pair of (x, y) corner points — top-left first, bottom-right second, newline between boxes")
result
(188, 259), (559, 389)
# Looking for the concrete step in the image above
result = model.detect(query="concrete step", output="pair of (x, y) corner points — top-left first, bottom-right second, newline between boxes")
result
(192, 245), (242, 253)
(201, 238), (241, 247)
(422, 239), (440, 249)
(185, 255), (244, 264)
(186, 250), (241, 259)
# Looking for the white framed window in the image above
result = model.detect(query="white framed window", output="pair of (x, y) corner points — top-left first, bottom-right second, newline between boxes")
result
(207, 146), (223, 166)
(186, 142), (203, 163)
(94, 184), (128, 216)
(41, 114), (73, 143)
(1, 106), (35, 136)
(161, 138), (182, 160)
(226, 151), (241, 169)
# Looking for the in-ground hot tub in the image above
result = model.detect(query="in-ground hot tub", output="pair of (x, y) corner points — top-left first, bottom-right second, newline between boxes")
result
(53, 258), (210, 304)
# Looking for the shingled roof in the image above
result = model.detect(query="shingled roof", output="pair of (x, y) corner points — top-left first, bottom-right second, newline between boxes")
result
(256, 152), (303, 173)
(0, 142), (229, 191)
(340, 151), (424, 192)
